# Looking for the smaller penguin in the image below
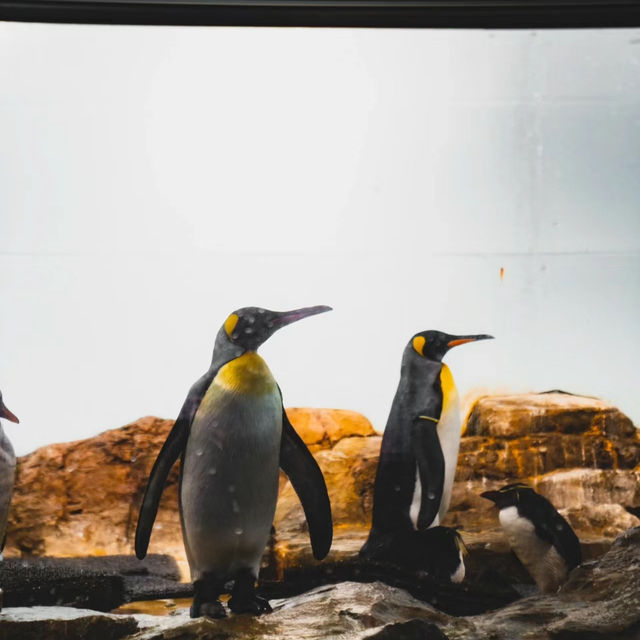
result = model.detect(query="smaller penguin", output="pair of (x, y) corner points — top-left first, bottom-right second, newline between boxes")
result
(481, 483), (581, 593)
(0, 391), (19, 559)
(362, 525), (467, 584)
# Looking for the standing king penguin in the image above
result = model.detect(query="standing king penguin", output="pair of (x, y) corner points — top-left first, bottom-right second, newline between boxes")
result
(481, 483), (581, 593)
(135, 306), (333, 618)
(361, 331), (492, 559)
(0, 391), (19, 559)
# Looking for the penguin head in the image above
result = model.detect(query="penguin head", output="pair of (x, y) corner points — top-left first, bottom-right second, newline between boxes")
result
(480, 483), (534, 509)
(410, 330), (493, 362)
(0, 391), (19, 424)
(220, 305), (332, 352)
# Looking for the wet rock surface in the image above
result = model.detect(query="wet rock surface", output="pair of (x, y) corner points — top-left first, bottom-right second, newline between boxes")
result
(0, 555), (186, 611)
(0, 606), (138, 640)
(7, 529), (636, 640)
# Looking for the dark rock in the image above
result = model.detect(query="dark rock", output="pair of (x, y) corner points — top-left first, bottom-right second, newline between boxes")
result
(0, 554), (185, 611)
(0, 558), (124, 611)
(0, 607), (137, 640)
(367, 619), (450, 639)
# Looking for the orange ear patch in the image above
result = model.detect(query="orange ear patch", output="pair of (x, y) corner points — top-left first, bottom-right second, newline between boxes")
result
(224, 313), (239, 337)
(412, 335), (426, 356)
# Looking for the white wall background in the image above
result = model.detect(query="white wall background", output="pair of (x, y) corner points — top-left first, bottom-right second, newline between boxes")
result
(1, 24), (639, 455)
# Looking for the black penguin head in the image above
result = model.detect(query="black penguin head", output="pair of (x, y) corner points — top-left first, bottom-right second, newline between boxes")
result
(220, 305), (332, 352)
(410, 330), (493, 362)
(481, 483), (534, 509)
(0, 391), (19, 424)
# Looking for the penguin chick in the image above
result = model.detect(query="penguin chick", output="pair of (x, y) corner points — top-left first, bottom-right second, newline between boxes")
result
(135, 306), (333, 619)
(362, 330), (492, 559)
(481, 483), (581, 593)
(361, 525), (467, 583)
(0, 391), (19, 562)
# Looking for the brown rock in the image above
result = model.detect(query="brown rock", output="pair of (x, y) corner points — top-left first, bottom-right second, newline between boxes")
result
(286, 408), (376, 452)
(6, 410), (375, 580)
(6, 394), (640, 589)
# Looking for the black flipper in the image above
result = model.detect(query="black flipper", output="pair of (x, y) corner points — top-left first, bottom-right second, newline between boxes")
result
(135, 369), (218, 559)
(279, 404), (333, 560)
(412, 414), (445, 530)
(524, 494), (582, 570)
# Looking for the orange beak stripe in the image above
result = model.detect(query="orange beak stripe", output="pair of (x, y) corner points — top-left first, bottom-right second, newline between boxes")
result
(447, 338), (476, 348)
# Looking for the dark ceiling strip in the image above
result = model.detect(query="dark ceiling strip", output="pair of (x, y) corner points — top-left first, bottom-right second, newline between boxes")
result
(1, 1), (640, 28)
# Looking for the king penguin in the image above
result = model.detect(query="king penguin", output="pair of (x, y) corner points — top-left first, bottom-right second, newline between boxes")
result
(0, 391), (19, 560)
(361, 330), (492, 560)
(135, 306), (333, 618)
(481, 483), (581, 593)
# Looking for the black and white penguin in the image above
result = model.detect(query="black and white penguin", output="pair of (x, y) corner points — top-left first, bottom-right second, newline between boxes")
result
(361, 330), (492, 560)
(481, 483), (581, 593)
(0, 391), (19, 560)
(135, 306), (333, 618)
(362, 525), (467, 583)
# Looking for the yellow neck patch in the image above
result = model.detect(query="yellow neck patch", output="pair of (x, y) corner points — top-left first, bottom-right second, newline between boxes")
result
(214, 352), (276, 396)
(224, 313), (239, 338)
(440, 363), (458, 410)
(412, 335), (426, 356)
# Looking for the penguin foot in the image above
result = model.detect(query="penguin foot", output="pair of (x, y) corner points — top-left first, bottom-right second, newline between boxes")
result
(190, 599), (226, 619)
(228, 594), (272, 616)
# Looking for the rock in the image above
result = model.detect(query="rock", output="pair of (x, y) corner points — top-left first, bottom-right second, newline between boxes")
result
(0, 554), (185, 611)
(7, 410), (375, 580)
(462, 393), (640, 475)
(0, 557), (125, 611)
(5, 395), (639, 607)
(3, 528), (629, 640)
(366, 620), (450, 640)
(285, 408), (376, 451)
(0, 606), (137, 640)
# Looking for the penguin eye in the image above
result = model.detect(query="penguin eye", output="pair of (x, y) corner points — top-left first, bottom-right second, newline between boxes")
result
(224, 314), (239, 338)
(412, 336), (426, 356)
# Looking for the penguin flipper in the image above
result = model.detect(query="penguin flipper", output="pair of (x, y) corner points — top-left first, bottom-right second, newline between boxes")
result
(279, 407), (333, 560)
(412, 415), (445, 530)
(135, 370), (216, 559)
(527, 496), (582, 569)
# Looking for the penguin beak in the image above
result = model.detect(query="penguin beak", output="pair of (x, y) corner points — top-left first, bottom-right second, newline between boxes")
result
(272, 305), (332, 330)
(0, 401), (19, 424)
(447, 334), (494, 349)
(480, 490), (500, 504)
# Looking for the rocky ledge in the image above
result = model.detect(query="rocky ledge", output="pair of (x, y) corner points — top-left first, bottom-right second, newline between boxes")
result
(2, 393), (639, 637)
(2, 527), (638, 640)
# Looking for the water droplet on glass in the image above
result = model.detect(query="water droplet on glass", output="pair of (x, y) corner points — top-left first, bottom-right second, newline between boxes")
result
(196, 449), (203, 457)
(244, 327), (254, 334)
(130, 456), (137, 463)
(228, 485), (235, 493)
(427, 491), (436, 500)
(257, 309), (265, 314)
(394, 485), (400, 492)
(234, 527), (243, 536)
(208, 468), (217, 476)
(232, 500), (239, 514)
(247, 316), (255, 324)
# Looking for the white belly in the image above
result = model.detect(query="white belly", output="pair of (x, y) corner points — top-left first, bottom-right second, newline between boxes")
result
(180, 387), (282, 582)
(436, 395), (461, 522)
(499, 506), (568, 593)
(450, 550), (466, 583)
